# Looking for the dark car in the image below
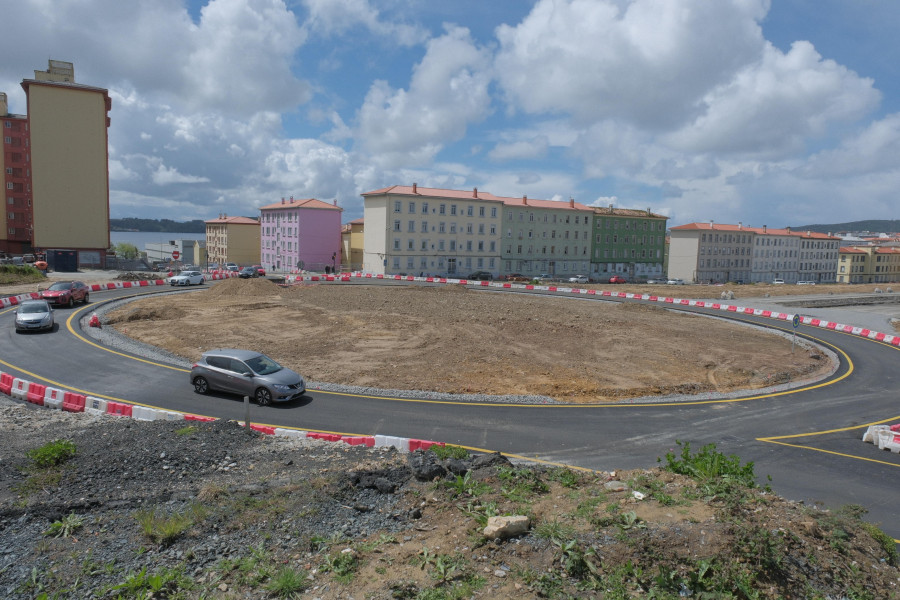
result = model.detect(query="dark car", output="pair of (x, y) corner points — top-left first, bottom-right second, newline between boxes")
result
(608, 275), (627, 284)
(40, 281), (89, 307)
(190, 349), (306, 406)
(467, 271), (493, 281)
(238, 266), (258, 278)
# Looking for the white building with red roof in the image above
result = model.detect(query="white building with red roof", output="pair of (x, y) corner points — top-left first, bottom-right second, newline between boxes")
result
(669, 222), (840, 284)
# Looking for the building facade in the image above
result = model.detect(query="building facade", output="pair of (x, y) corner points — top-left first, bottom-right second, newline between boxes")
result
(2, 61), (111, 266)
(205, 215), (260, 268)
(259, 197), (343, 273)
(341, 218), (364, 272)
(590, 206), (668, 281)
(145, 239), (206, 268)
(362, 184), (503, 277)
(837, 246), (900, 284)
(501, 196), (592, 277)
(669, 223), (840, 284)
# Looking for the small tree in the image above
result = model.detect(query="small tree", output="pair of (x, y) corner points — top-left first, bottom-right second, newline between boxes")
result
(114, 242), (140, 259)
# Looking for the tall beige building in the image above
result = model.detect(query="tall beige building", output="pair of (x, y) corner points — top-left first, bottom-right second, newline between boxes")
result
(1, 60), (112, 267)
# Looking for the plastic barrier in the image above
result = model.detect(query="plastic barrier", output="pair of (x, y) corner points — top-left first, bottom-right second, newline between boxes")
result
(62, 392), (86, 412)
(250, 424), (275, 435)
(274, 428), (306, 439)
(26, 382), (47, 405)
(341, 436), (375, 447)
(10, 378), (29, 400)
(0, 372), (14, 396)
(307, 432), (342, 442)
(85, 397), (108, 415)
(131, 406), (156, 421)
(184, 414), (216, 422)
(43, 387), (64, 409)
(106, 402), (133, 418)
(863, 425), (890, 443)
(157, 410), (184, 421)
(408, 439), (445, 452)
(374, 435), (409, 450)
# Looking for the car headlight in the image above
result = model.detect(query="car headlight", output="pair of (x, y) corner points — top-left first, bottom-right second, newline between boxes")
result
(273, 384), (292, 391)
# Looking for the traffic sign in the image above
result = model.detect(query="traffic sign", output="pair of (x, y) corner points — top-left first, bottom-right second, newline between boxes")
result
(172, 250), (180, 260)
(792, 314), (800, 328)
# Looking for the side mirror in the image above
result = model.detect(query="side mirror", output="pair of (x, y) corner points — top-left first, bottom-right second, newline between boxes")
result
(242, 372), (253, 378)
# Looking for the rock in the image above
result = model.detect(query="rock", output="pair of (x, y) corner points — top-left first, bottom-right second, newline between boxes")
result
(483, 516), (530, 540)
(471, 452), (511, 470)
(444, 458), (469, 476)
(604, 480), (628, 492)
(407, 452), (447, 481)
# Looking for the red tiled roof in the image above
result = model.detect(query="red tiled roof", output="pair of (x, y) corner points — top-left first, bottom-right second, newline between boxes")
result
(362, 185), (506, 202)
(259, 198), (341, 211)
(204, 216), (259, 225)
(839, 246), (867, 254)
(671, 222), (839, 239)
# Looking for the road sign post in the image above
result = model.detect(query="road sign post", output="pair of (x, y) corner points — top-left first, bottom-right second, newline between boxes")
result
(172, 250), (180, 261)
(791, 314), (801, 353)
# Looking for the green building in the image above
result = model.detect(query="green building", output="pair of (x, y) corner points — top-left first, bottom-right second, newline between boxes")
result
(590, 206), (668, 282)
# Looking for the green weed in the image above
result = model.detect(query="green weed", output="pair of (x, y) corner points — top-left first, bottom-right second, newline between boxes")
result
(27, 439), (76, 468)
(135, 504), (206, 547)
(104, 566), (193, 598)
(661, 440), (760, 498)
(429, 444), (469, 460)
(44, 512), (84, 538)
(265, 566), (309, 597)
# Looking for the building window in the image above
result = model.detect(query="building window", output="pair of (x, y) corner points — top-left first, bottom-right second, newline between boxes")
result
(408, 221), (415, 232)
(479, 206), (485, 217)
(466, 241), (472, 251)
(439, 204), (446, 215)
(393, 220), (401, 232)
(451, 204), (457, 215)
(491, 207), (497, 218)
(422, 202), (429, 214)
(409, 202), (415, 213)
(394, 201), (401, 212)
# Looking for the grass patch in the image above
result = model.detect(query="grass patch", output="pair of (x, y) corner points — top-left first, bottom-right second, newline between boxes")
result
(27, 440), (76, 468)
(265, 566), (309, 597)
(429, 444), (469, 460)
(135, 504), (206, 548)
(44, 513), (84, 538)
(660, 441), (761, 499)
(0, 264), (45, 285)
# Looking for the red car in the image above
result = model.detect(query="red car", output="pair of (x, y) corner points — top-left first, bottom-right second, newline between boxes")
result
(40, 280), (90, 307)
(608, 275), (627, 284)
(253, 265), (266, 276)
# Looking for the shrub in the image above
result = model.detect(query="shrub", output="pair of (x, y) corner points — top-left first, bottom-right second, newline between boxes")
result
(27, 440), (76, 469)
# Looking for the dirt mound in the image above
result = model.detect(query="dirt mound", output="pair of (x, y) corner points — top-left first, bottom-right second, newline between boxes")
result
(203, 277), (282, 299)
(105, 306), (186, 323)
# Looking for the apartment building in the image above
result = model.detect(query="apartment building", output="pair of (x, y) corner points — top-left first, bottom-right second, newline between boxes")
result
(669, 223), (840, 283)
(341, 218), (364, 272)
(591, 206), (668, 281)
(259, 197), (342, 273)
(501, 195), (592, 278)
(205, 214), (260, 268)
(837, 246), (900, 284)
(2, 60), (111, 267)
(362, 184), (503, 276)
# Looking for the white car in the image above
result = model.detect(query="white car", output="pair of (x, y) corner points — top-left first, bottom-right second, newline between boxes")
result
(568, 275), (589, 283)
(666, 278), (685, 285)
(169, 270), (205, 286)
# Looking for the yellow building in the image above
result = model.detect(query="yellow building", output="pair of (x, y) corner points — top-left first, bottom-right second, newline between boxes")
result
(205, 214), (260, 268)
(838, 245), (900, 284)
(340, 218), (364, 271)
(4, 60), (112, 267)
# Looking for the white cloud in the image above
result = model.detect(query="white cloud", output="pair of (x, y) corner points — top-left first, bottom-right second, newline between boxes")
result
(356, 25), (493, 168)
(488, 135), (550, 161)
(151, 163), (211, 185)
(300, 0), (428, 46)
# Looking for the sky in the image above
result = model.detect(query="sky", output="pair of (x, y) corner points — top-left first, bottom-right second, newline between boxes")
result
(2, 0), (899, 229)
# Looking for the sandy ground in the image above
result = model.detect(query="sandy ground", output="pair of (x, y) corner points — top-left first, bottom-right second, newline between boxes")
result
(97, 277), (838, 403)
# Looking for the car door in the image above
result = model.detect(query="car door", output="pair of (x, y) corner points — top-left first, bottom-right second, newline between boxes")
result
(228, 358), (257, 397)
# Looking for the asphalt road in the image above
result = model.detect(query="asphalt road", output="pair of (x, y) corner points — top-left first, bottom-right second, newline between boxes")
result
(2, 282), (898, 541)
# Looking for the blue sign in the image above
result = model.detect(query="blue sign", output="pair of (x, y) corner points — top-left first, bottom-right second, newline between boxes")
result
(792, 314), (801, 328)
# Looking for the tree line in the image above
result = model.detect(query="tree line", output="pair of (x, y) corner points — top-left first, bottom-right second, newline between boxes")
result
(110, 218), (206, 233)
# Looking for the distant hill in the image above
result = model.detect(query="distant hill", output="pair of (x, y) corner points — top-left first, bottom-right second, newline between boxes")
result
(110, 218), (206, 233)
(789, 219), (900, 234)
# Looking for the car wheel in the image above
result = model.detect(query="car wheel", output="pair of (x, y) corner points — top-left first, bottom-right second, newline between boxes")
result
(192, 376), (209, 395)
(255, 387), (273, 406)
(67, 296), (74, 308)
(82, 293), (89, 304)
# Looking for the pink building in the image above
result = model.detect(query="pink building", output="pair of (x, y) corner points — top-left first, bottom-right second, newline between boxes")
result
(259, 197), (343, 273)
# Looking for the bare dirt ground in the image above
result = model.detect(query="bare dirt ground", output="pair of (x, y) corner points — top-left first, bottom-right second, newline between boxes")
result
(99, 278), (839, 403)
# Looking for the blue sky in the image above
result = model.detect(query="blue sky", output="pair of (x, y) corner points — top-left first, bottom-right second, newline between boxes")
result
(2, 0), (898, 229)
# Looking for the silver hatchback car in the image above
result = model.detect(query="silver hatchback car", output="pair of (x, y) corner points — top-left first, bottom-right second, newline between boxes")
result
(190, 349), (306, 406)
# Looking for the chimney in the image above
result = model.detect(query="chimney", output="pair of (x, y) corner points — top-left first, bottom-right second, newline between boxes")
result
(473, 187), (478, 198)
(709, 220), (714, 229)
(333, 199), (337, 206)
(608, 203), (613, 213)
(738, 221), (742, 230)
(646, 207), (651, 216)
(763, 225), (767, 233)
(786, 226), (791, 233)
(290, 197), (294, 204)
(569, 197), (574, 208)
(807, 230), (811, 237)
(412, 182), (417, 193)
(281, 198), (285, 205)
(523, 195), (527, 205)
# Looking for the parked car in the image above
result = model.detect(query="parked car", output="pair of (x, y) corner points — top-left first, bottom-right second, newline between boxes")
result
(666, 278), (685, 285)
(467, 271), (493, 281)
(608, 275), (627, 284)
(797, 281), (817, 285)
(190, 349), (306, 406)
(252, 265), (266, 276)
(238, 266), (258, 278)
(225, 263), (239, 272)
(504, 273), (525, 281)
(14, 300), (55, 333)
(40, 280), (89, 307)
(772, 279), (785, 285)
(646, 278), (666, 284)
(169, 270), (205, 286)
(568, 274), (589, 283)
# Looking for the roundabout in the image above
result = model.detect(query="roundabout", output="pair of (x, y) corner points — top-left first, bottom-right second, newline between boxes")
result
(1, 277), (899, 543)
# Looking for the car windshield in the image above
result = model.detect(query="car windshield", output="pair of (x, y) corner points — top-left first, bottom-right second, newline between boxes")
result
(48, 282), (72, 291)
(20, 303), (49, 314)
(244, 354), (282, 375)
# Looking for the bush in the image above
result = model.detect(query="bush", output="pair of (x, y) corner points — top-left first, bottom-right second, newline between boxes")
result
(27, 440), (76, 468)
